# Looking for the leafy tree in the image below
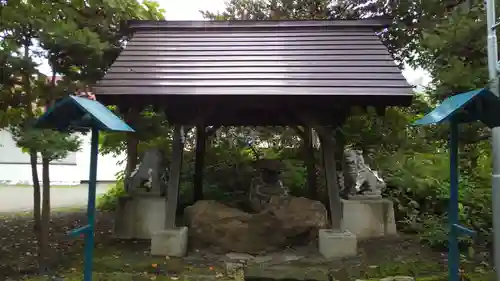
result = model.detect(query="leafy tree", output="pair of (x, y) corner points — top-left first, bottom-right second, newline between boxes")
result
(0, 0), (165, 272)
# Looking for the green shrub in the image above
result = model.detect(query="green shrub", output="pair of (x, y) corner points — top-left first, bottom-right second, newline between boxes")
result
(378, 149), (492, 248)
(97, 181), (126, 211)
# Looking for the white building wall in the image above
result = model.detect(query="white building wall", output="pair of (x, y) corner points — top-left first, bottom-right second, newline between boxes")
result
(0, 130), (124, 185)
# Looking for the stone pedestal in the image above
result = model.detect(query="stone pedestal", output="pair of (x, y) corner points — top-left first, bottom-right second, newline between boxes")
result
(114, 195), (167, 239)
(318, 229), (357, 258)
(341, 198), (397, 239)
(151, 227), (188, 257)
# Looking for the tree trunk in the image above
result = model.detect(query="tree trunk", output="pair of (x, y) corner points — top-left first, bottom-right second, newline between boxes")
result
(29, 152), (42, 254)
(22, 33), (44, 269)
(193, 125), (207, 202)
(39, 156), (51, 272)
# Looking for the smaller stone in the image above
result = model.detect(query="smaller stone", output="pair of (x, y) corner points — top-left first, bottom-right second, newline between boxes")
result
(150, 227), (188, 257)
(318, 229), (357, 258)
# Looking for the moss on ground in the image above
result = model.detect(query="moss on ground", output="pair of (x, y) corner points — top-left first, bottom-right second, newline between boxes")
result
(245, 256), (493, 281)
(4, 212), (490, 281)
(20, 255), (493, 281)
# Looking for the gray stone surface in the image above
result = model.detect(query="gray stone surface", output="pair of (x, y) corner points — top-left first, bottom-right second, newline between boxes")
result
(151, 226), (188, 257)
(318, 229), (357, 259)
(342, 198), (397, 239)
(0, 184), (111, 212)
(114, 196), (167, 239)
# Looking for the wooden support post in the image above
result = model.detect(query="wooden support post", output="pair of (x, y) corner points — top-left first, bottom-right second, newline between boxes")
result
(165, 125), (184, 229)
(193, 125), (207, 202)
(375, 106), (386, 117)
(296, 113), (343, 231)
(318, 132), (343, 230)
(193, 125), (219, 202)
(292, 125), (318, 199)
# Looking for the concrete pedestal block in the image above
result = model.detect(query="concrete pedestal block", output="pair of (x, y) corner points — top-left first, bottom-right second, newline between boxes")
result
(114, 195), (167, 239)
(341, 198), (397, 239)
(151, 227), (188, 257)
(318, 229), (357, 258)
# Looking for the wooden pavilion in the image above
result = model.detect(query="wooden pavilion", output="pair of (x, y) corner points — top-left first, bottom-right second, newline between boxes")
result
(94, 19), (412, 241)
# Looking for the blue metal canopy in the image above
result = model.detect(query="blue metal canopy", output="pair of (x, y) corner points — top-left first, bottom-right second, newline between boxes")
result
(33, 95), (134, 281)
(414, 88), (500, 127)
(413, 88), (499, 281)
(35, 95), (134, 132)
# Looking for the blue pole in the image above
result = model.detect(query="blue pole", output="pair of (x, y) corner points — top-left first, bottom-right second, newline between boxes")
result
(448, 121), (459, 281)
(84, 127), (99, 281)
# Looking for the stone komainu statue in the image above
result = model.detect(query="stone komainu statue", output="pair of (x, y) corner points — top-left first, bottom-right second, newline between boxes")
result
(126, 148), (168, 196)
(339, 149), (386, 198)
(248, 159), (290, 212)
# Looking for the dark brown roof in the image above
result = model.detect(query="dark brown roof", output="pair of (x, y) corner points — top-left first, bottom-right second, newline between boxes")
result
(95, 19), (413, 125)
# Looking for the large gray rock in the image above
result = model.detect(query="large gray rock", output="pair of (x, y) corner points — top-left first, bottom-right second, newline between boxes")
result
(184, 200), (287, 254)
(266, 196), (328, 239)
(185, 197), (328, 253)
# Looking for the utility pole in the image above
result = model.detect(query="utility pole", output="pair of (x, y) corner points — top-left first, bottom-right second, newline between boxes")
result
(485, 0), (500, 279)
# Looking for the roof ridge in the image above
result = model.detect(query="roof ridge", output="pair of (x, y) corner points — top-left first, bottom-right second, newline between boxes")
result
(127, 18), (391, 32)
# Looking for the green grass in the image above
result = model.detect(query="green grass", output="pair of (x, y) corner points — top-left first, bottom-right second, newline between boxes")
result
(19, 246), (493, 281)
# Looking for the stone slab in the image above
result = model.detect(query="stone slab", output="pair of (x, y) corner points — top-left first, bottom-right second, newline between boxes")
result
(318, 229), (357, 259)
(151, 226), (188, 257)
(114, 196), (167, 239)
(341, 198), (397, 239)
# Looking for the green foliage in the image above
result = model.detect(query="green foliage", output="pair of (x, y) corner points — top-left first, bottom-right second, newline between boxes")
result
(376, 148), (492, 248)
(97, 181), (126, 211)
(10, 126), (81, 161)
(0, 0), (166, 270)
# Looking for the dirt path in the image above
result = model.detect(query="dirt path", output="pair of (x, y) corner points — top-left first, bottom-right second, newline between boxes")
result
(0, 184), (111, 212)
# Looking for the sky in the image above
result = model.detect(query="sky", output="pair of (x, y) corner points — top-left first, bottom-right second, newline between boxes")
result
(38, 0), (431, 89)
(159, 0), (226, 20)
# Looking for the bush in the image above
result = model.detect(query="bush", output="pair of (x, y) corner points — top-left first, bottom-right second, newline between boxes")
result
(97, 181), (126, 211)
(378, 149), (492, 248)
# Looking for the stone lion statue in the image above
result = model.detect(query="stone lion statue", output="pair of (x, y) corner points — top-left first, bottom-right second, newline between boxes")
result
(339, 149), (386, 199)
(126, 148), (168, 196)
